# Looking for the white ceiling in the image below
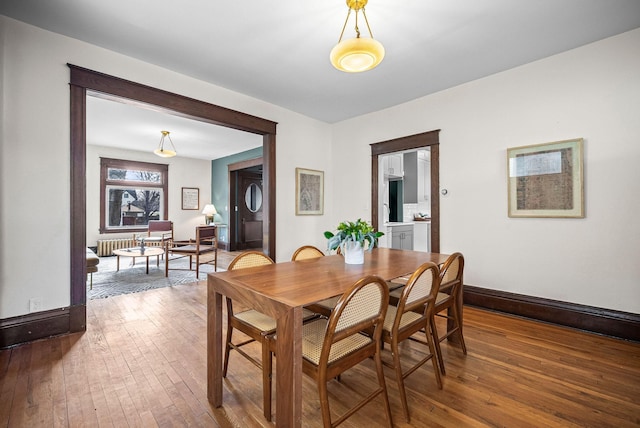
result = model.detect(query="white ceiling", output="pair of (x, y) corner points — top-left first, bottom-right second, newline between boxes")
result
(86, 95), (263, 161)
(2, 0), (639, 159)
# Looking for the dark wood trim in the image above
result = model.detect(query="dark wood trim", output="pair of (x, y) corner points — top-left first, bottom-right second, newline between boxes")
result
(69, 65), (276, 135)
(227, 156), (263, 171)
(370, 130), (441, 252)
(99, 157), (169, 234)
(464, 285), (640, 342)
(70, 83), (87, 308)
(227, 157), (264, 253)
(65, 64), (277, 346)
(69, 304), (87, 333)
(0, 308), (71, 349)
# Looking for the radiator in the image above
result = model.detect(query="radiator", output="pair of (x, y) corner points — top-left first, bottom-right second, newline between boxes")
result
(96, 238), (163, 256)
(96, 238), (135, 256)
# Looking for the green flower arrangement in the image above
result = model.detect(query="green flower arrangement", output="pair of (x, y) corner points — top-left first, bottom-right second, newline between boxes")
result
(324, 218), (384, 252)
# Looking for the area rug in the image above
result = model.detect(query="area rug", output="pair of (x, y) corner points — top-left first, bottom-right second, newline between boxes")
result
(88, 254), (223, 299)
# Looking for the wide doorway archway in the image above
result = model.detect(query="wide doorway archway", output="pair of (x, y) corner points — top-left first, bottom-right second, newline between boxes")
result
(69, 65), (277, 331)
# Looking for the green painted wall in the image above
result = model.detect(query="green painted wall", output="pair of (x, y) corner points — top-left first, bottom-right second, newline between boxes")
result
(209, 147), (263, 241)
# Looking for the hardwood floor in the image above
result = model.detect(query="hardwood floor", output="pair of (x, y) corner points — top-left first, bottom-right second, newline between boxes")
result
(1, 259), (639, 427)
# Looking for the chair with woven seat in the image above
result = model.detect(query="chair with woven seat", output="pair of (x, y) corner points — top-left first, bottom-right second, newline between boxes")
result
(290, 244), (325, 260)
(290, 245), (339, 317)
(300, 275), (393, 428)
(224, 250), (316, 422)
(432, 252), (467, 374)
(164, 225), (217, 279)
(379, 262), (442, 422)
(222, 251), (275, 421)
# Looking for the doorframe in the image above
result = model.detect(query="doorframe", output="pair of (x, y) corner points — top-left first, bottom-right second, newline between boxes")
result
(69, 65), (277, 332)
(228, 157), (263, 251)
(370, 130), (440, 252)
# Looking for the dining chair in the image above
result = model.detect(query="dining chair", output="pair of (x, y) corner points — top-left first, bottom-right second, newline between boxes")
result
(224, 250), (316, 422)
(164, 225), (217, 279)
(299, 275), (393, 428)
(222, 251), (275, 421)
(290, 244), (325, 260)
(432, 252), (467, 374)
(379, 262), (442, 422)
(290, 245), (339, 317)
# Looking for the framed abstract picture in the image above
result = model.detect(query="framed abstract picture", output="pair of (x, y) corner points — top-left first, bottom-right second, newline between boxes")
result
(295, 168), (324, 215)
(507, 138), (584, 218)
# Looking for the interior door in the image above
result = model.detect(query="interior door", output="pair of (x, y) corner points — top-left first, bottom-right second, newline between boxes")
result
(237, 171), (263, 250)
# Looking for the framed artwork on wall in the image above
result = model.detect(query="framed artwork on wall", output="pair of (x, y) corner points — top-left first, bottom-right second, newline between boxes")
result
(181, 187), (199, 210)
(507, 138), (584, 218)
(295, 168), (324, 215)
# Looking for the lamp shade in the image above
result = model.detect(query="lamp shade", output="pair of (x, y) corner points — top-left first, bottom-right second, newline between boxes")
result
(154, 147), (176, 158)
(202, 204), (217, 215)
(154, 130), (177, 158)
(330, 37), (385, 72)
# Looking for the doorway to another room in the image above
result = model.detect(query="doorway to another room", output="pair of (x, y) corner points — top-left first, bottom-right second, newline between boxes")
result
(228, 158), (263, 251)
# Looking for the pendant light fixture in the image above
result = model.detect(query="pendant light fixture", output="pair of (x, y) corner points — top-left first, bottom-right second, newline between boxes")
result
(154, 130), (177, 158)
(330, 0), (385, 73)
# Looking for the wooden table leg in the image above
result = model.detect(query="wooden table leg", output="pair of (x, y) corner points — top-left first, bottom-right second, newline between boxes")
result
(208, 286), (223, 407)
(275, 307), (303, 427)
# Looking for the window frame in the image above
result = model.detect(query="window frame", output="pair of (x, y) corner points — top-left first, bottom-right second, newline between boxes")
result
(99, 157), (169, 233)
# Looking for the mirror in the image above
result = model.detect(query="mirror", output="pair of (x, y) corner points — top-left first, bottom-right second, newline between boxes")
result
(245, 183), (262, 212)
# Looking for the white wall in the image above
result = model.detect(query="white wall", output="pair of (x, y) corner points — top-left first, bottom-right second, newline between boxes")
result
(86, 145), (212, 245)
(331, 28), (640, 313)
(0, 16), (332, 318)
(1, 15), (638, 319)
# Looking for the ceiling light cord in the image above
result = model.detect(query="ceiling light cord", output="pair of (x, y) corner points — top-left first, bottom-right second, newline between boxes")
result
(337, 8), (352, 43)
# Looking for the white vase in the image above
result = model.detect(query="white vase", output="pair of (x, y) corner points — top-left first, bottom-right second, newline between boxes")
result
(343, 241), (365, 264)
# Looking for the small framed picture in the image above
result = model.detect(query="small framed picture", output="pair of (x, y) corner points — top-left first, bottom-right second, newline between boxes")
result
(507, 138), (584, 218)
(295, 168), (324, 215)
(181, 187), (199, 210)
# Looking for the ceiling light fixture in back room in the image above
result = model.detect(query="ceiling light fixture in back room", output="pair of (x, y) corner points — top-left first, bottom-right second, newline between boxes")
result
(330, 0), (385, 73)
(154, 130), (177, 158)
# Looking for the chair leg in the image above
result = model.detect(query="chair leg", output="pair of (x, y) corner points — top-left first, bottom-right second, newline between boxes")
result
(425, 319), (444, 388)
(318, 377), (333, 428)
(391, 339), (410, 422)
(374, 346), (393, 428)
(223, 320), (234, 378)
(451, 301), (468, 354)
(195, 253), (200, 279)
(430, 316), (446, 375)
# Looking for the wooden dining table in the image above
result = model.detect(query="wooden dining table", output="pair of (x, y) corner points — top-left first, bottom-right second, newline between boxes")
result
(207, 247), (451, 427)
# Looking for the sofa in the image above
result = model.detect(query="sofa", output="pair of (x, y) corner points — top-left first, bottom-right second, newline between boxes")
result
(86, 247), (99, 289)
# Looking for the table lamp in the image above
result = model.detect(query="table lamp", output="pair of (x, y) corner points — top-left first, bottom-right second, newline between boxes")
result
(202, 204), (217, 225)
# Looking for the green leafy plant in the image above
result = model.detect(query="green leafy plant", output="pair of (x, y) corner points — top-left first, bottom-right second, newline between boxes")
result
(324, 218), (384, 252)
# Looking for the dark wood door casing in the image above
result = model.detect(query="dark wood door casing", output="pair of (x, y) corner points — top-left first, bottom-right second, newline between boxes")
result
(69, 65), (277, 330)
(238, 172), (263, 250)
(370, 130), (440, 252)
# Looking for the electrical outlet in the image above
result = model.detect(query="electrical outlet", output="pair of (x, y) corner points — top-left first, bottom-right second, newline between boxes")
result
(29, 298), (42, 313)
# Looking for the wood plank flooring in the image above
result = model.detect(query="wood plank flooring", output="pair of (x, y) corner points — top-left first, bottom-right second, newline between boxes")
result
(1, 257), (639, 427)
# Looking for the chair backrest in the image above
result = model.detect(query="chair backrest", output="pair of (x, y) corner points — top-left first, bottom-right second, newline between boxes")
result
(439, 252), (464, 293)
(395, 262), (440, 319)
(195, 225), (217, 248)
(226, 251), (274, 316)
(322, 276), (389, 362)
(148, 220), (172, 234)
(228, 251), (274, 271)
(291, 245), (325, 261)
